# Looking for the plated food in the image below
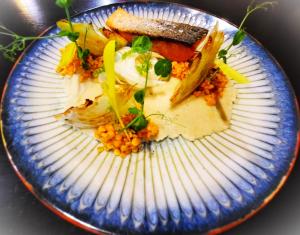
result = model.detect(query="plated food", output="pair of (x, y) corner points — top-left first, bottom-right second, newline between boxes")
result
(1, 1), (299, 235)
(54, 8), (245, 157)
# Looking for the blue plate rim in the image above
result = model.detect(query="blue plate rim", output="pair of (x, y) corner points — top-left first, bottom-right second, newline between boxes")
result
(1, 1), (299, 234)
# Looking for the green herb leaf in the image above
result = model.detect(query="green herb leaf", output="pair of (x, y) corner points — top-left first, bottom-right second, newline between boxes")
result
(67, 32), (79, 42)
(232, 30), (246, 46)
(218, 49), (227, 58)
(134, 90), (145, 105)
(130, 115), (148, 132)
(154, 59), (172, 77)
(55, 0), (72, 8)
(128, 107), (141, 115)
(132, 36), (152, 54)
(122, 36), (152, 60)
(218, 49), (228, 63)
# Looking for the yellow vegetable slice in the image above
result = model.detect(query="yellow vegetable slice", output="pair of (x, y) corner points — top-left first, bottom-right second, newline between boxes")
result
(102, 40), (126, 129)
(215, 59), (250, 84)
(56, 42), (77, 73)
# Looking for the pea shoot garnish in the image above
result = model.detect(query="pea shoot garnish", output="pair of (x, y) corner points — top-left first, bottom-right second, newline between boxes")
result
(119, 35), (154, 131)
(154, 58), (172, 78)
(0, 0), (90, 69)
(0, 26), (62, 62)
(126, 51), (152, 132)
(124, 36), (174, 132)
(218, 1), (276, 63)
(55, 0), (90, 69)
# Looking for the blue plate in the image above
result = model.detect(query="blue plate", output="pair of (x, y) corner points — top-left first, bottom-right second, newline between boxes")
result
(1, 2), (299, 234)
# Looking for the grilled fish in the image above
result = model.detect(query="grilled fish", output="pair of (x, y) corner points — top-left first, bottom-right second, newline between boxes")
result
(106, 8), (208, 45)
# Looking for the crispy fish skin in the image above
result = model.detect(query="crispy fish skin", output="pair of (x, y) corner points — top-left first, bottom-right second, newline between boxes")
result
(106, 8), (208, 45)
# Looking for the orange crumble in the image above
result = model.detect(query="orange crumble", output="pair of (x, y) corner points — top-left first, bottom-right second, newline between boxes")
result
(95, 121), (159, 157)
(171, 61), (190, 80)
(194, 70), (228, 106)
(57, 49), (103, 82)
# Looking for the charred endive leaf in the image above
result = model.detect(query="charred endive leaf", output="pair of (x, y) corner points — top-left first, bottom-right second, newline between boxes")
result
(170, 24), (224, 105)
(57, 84), (134, 128)
(59, 97), (114, 128)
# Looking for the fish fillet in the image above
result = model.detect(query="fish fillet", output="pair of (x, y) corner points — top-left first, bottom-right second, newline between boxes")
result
(106, 8), (208, 45)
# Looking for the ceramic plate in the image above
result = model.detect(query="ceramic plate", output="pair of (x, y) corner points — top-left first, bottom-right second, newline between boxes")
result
(1, 2), (299, 234)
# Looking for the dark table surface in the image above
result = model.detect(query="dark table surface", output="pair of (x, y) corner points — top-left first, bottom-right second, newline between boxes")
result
(0, 0), (299, 234)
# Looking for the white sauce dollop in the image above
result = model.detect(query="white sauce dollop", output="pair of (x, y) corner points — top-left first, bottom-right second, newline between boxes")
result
(115, 47), (165, 89)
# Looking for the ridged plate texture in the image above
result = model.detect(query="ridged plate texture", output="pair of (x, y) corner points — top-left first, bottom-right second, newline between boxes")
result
(1, 2), (299, 234)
